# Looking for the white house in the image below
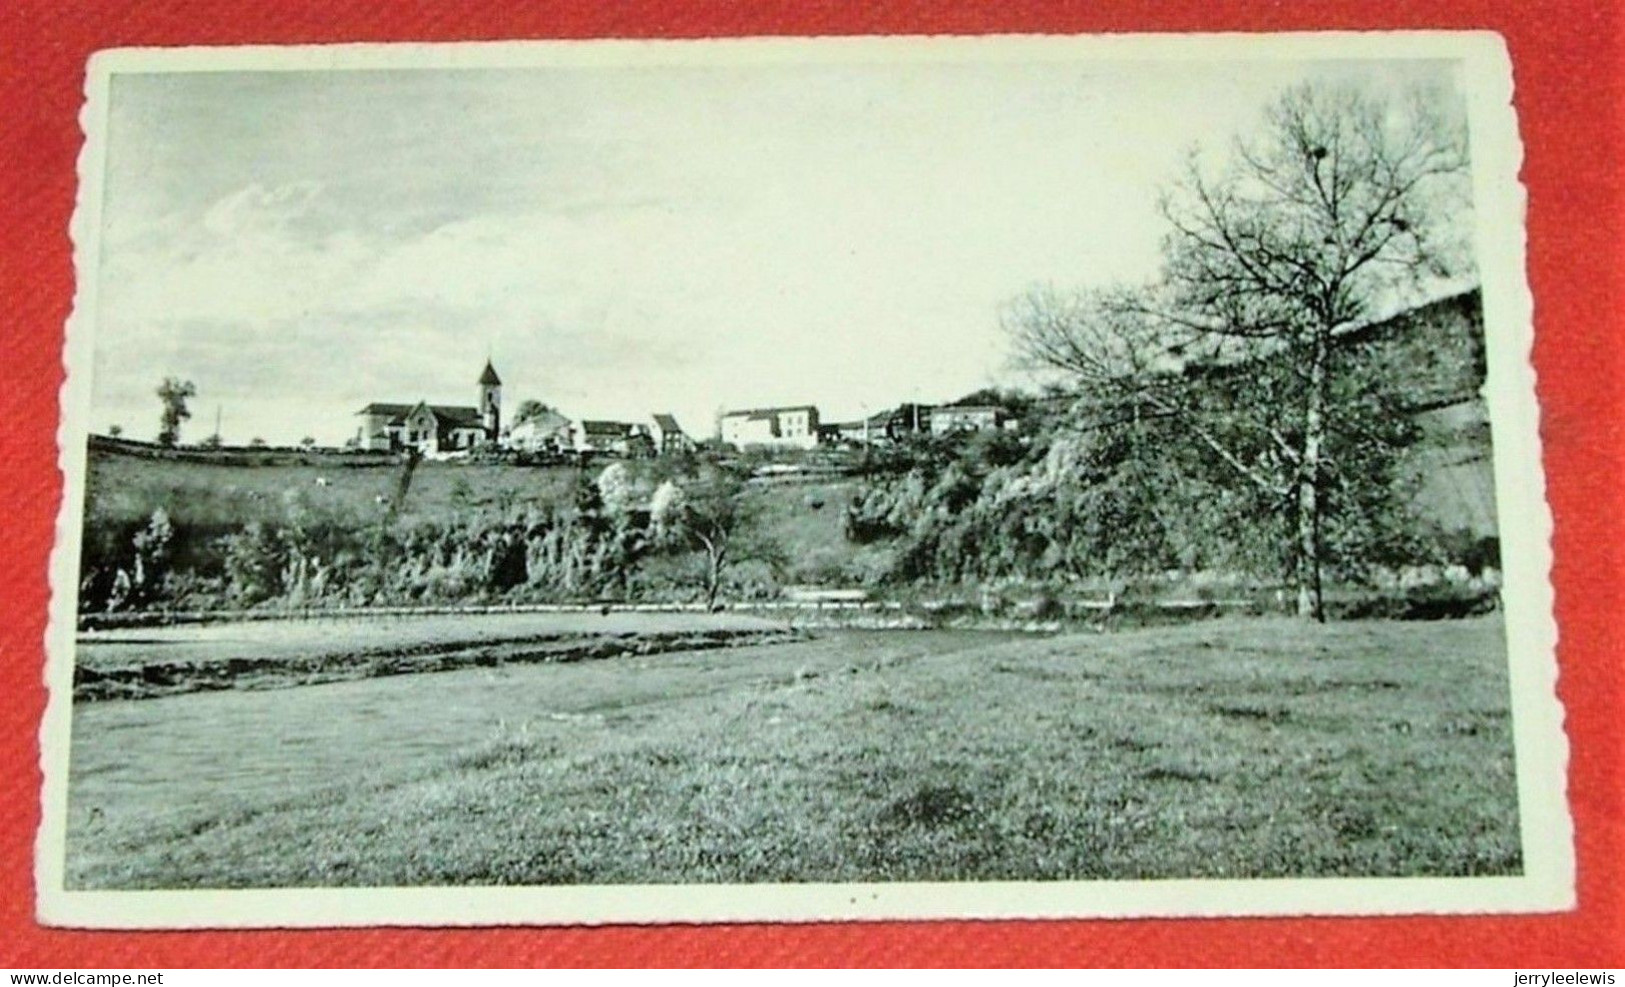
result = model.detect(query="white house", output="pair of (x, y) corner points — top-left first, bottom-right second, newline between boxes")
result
(571, 420), (653, 457)
(719, 405), (820, 450)
(930, 405), (1005, 435)
(507, 407), (573, 454)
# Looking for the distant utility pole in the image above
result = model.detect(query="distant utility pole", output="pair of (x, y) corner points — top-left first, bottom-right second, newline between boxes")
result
(859, 402), (871, 476)
(214, 404), (222, 441)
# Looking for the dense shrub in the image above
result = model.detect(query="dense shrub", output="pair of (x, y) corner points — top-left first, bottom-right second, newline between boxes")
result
(839, 385), (1468, 602)
(78, 459), (781, 614)
(222, 521), (286, 605)
(1330, 584), (1500, 621)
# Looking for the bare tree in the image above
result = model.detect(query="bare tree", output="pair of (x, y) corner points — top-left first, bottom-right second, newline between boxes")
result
(651, 469), (773, 610)
(1010, 83), (1468, 620)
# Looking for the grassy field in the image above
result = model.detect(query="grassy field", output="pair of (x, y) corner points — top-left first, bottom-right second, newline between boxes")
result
(84, 447), (584, 528)
(65, 614), (1521, 888)
(86, 445), (866, 532)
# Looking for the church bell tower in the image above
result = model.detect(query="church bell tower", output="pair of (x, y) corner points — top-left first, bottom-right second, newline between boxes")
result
(478, 360), (502, 441)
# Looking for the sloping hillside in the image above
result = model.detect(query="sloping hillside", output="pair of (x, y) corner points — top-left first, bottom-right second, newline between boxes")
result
(83, 449), (582, 531)
(78, 445), (883, 610)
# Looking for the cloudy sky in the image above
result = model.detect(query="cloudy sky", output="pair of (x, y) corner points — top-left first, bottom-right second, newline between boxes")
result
(89, 46), (1461, 445)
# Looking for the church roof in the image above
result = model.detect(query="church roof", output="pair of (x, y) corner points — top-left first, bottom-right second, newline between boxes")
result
(479, 361), (503, 386)
(358, 402), (482, 427)
(430, 405), (485, 428)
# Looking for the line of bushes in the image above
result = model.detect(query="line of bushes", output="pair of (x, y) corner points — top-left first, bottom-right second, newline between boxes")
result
(78, 466), (774, 616)
(78, 422), (1503, 624)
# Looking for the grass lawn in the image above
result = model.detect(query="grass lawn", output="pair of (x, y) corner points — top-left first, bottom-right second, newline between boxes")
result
(85, 448), (584, 529)
(64, 615), (1521, 888)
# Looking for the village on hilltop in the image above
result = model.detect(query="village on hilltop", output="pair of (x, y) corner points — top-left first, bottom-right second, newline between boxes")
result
(352, 359), (1019, 460)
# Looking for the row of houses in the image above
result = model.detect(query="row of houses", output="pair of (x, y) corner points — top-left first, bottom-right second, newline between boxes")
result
(354, 361), (693, 458)
(510, 410), (693, 458)
(718, 401), (1014, 451)
(355, 360), (1013, 458)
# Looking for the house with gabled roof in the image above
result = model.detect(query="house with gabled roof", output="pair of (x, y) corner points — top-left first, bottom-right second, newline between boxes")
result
(649, 413), (693, 455)
(507, 405), (573, 455)
(355, 361), (503, 455)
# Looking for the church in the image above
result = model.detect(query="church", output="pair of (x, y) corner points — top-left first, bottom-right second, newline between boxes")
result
(355, 361), (503, 455)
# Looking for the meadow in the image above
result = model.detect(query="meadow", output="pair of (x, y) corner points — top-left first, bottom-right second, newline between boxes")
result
(65, 614), (1521, 889)
(84, 447), (586, 529)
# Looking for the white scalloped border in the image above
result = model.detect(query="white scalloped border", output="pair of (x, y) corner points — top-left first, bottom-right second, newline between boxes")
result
(38, 31), (1570, 927)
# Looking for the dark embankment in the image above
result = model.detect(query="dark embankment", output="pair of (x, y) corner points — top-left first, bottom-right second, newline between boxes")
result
(74, 612), (799, 701)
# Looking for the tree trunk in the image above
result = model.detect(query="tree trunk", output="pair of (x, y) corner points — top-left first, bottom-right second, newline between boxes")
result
(704, 544), (725, 611)
(1296, 329), (1328, 622)
(387, 447), (422, 524)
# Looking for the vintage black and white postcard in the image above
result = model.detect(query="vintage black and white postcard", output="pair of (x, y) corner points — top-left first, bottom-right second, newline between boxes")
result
(40, 32), (1570, 927)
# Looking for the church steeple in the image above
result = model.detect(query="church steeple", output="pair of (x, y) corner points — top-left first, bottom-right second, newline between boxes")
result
(478, 360), (502, 440)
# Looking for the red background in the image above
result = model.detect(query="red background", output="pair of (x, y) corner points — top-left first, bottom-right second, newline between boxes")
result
(1, 0), (1619, 968)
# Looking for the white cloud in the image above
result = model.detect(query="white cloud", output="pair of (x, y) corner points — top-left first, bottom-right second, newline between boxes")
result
(87, 56), (1467, 445)
(200, 181), (325, 239)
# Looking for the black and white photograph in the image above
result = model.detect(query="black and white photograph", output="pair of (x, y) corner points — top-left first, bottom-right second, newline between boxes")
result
(40, 34), (1568, 926)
